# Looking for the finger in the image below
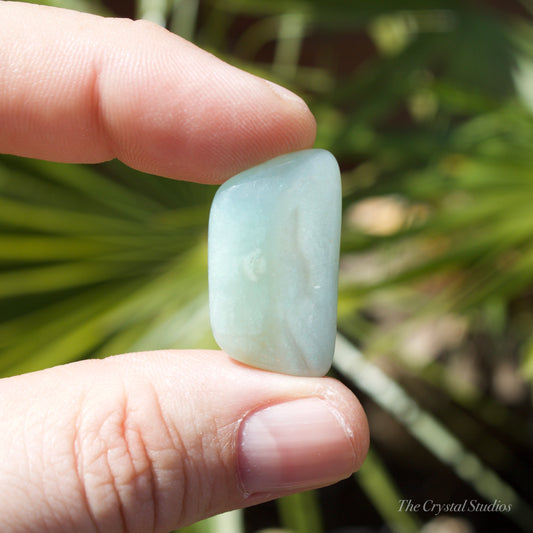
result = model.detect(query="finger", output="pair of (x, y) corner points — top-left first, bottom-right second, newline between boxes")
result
(0, 2), (316, 183)
(0, 350), (368, 532)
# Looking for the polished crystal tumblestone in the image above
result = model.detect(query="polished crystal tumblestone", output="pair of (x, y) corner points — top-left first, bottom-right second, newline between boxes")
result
(208, 149), (342, 376)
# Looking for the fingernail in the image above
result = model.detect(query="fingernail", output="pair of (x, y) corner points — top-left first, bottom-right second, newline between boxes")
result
(238, 397), (356, 495)
(264, 80), (309, 109)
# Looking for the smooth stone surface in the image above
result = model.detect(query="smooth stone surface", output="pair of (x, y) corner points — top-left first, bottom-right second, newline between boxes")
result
(208, 149), (342, 376)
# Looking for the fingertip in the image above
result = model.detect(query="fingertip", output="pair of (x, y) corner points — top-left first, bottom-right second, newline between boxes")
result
(88, 16), (318, 183)
(110, 49), (318, 184)
(0, 3), (317, 182)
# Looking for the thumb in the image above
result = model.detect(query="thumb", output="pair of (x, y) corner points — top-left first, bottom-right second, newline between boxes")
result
(0, 350), (369, 533)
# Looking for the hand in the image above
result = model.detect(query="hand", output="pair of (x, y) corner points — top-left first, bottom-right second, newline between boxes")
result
(0, 3), (369, 533)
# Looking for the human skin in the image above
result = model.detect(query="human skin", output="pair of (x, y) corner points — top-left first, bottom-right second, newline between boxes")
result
(0, 3), (370, 532)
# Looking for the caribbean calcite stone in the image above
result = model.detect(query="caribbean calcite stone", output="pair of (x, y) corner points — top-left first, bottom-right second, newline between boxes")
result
(208, 149), (342, 376)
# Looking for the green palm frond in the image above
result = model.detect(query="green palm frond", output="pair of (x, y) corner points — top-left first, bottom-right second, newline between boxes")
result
(0, 155), (215, 377)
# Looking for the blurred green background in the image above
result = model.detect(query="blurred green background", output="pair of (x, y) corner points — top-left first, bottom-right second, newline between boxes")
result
(2, 0), (533, 532)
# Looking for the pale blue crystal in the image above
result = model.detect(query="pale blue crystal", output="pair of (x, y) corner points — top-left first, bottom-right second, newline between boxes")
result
(208, 149), (342, 376)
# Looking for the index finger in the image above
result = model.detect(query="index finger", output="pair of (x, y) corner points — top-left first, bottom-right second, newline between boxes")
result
(0, 2), (316, 183)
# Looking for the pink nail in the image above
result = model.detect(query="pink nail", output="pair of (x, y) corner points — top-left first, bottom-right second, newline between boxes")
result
(238, 397), (357, 495)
